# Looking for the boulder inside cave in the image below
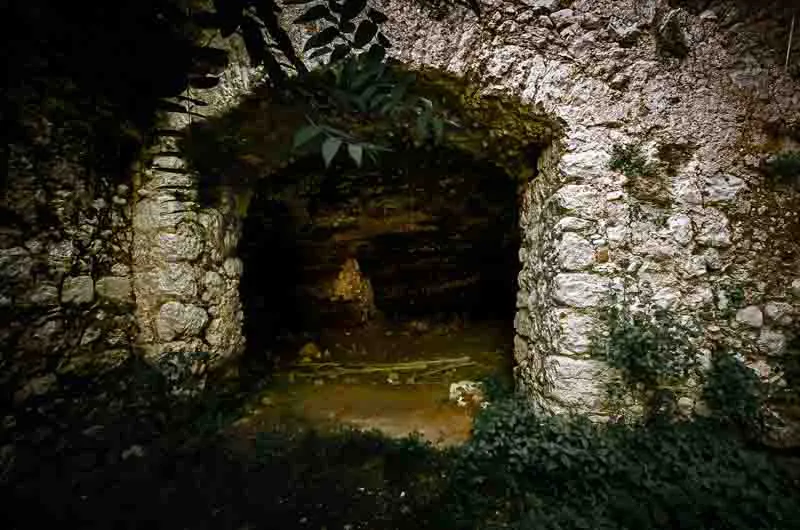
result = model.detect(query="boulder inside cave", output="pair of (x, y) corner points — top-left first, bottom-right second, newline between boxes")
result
(239, 146), (525, 380)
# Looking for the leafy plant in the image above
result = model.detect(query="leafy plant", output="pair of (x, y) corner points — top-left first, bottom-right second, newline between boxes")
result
(608, 142), (671, 204)
(438, 395), (799, 529)
(764, 151), (800, 185)
(702, 352), (766, 435)
(592, 305), (702, 419)
(293, 0), (391, 64)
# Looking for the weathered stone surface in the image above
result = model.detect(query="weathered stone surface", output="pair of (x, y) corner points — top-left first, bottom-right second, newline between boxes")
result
(695, 209), (732, 248)
(61, 275), (94, 304)
(13, 374), (58, 403)
(154, 263), (198, 299)
(703, 174), (745, 203)
(25, 283), (59, 306)
(758, 328), (786, 356)
(157, 222), (204, 262)
(558, 311), (595, 354)
(555, 216), (593, 232)
(222, 257), (243, 278)
(156, 301), (209, 341)
(735, 306), (764, 328)
(556, 185), (602, 219)
(548, 356), (610, 412)
(666, 214), (693, 246)
(764, 302), (793, 325)
(557, 232), (594, 271)
(553, 273), (609, 308)
(96, 276), (133, 304)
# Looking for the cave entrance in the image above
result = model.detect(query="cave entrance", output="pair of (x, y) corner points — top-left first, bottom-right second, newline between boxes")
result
(237, 145), (528, 442)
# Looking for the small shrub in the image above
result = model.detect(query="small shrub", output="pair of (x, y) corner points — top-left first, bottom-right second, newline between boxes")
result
(702, 352), (767, 434)
(765, 151), (800, 185)
(609, 143), (656, 178)
(592, 306), (701, 418)
(608, 143), (671, 204)
(437, 395), (799, 529)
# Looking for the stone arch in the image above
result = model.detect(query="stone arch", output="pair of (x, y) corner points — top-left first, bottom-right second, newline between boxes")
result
(132, 61), (562, 390)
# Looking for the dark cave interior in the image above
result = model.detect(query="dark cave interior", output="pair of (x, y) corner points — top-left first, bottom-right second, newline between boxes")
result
(238, 147), (529, 368)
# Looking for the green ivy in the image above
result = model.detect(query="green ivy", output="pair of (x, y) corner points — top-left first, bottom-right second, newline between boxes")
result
(591, 305), (702, 419)
(764, 151), (800, 185)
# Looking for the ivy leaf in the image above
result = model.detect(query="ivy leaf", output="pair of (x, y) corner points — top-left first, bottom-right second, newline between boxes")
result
(366, 8), (388, 24)
(353, 20), (378, 48)
(307, 46), (332, 59)
(293, 124), (322, 148)
(294, 5), (332, 23)
(376, 32), (391, 48)
(328, 0), (343, 13)
(340, 0), (367, 21)
(304, 26), (340, 51)
(340, 20), (356, 33)
(364, 43), (386, 64)
(432, 116), (444, 143)
(347, 143), (363, 166)
(322, 137), (343, 167)
(283, 0), (317, 4)
(330, 43), (351, 63)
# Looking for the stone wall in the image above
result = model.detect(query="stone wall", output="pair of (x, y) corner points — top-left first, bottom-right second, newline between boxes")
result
(130, 48), (260, 374)
(3, 98), (136, 403)
(380, 0), (800, 416)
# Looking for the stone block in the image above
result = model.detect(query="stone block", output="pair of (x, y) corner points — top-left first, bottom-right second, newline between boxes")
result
(553, 273), (609, 308)
(96, 276), (133, 304)
(61, 275), (94, 304)
(157, 301), (209, 341)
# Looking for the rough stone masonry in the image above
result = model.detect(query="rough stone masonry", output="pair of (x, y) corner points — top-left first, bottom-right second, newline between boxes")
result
(380, 0), (800, 416)
(4, 0), (799, 432)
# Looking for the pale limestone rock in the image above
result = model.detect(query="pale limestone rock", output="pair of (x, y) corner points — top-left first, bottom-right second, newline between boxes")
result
(156, 263), (198, 299)
(553, 273), (609, 308)
(653, 286), (680, 309)
(735, 306), (763, 328)
(559, 311), (595, 354)
(202, 271), (226, 299)
(703, 248), (723, 270)
(758, 328), (786, 356)
(557, 232), (594, 271)
(606, 225), (628, 246)
(61, 275), (94, 304)
(523, 0), (560, 13)
(514, 335), (530, 364)
(548, 355), (609, 411)
(556, 185), (602, 218)
(685, 285), (714, 308)
(223, 257), (243, 278)
(555, 216), (593, 232)
(764, 302), (793, 325)
(514, 309), (534, 338)
(157, 222), (204, 262)
(666, 214), (693, 245)
(792, 279), (800, 298)
(449, 381), (486, 408)
(549, 9), (575, 29)
(681, 255), (707, 278)
(703, 174), (745, 203)
(695, 209), (732, 248)
(96, 276), (132, 304)
(156, 301), (208, 341)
